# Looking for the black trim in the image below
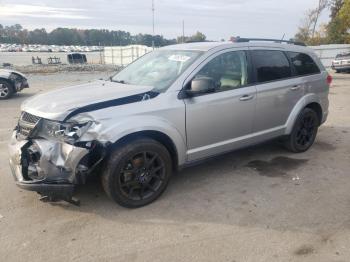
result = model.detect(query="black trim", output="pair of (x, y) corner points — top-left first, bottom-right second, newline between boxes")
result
(236, 38), (306, 46)
(16, 182), (74, 197)
(63, 91), (159, 121)
(283, 51), (297, 77)
(246, 50), (255, 84)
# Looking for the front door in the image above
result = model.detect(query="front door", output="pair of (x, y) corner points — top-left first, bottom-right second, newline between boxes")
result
(184, 50), (257, 161)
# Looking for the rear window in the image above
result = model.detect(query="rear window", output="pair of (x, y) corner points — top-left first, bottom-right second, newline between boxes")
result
(251, 50), (291, 83)
(287, 52), (320, 76)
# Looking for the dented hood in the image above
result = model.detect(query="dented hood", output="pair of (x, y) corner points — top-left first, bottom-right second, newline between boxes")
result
(21, 80), (153, 121)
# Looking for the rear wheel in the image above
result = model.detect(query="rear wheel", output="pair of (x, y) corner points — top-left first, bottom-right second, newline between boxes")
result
(102, 138), (172, 208)
(0, 80), (14, 99)
(284, 108), (319, 153)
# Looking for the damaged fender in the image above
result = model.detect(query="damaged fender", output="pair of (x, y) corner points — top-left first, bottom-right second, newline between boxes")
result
(74, 114), (187, 166)
(9, 133), (89, 184)
(0, 69), (29, 91)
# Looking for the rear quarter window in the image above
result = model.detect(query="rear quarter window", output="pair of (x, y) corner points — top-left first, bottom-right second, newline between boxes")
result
(287, 52), (320, 76)
(251, 50), (291, 83)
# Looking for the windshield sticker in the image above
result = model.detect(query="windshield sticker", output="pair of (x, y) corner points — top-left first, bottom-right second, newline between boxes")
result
(168, 55), (191, 62)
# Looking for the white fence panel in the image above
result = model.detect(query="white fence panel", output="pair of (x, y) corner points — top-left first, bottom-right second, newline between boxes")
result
(310, 44), (350, 68)
(104, 45), (153, 66)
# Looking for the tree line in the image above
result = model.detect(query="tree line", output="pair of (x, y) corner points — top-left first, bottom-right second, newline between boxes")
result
(0, 24), (207, 47)
(294, 0), (350, 45)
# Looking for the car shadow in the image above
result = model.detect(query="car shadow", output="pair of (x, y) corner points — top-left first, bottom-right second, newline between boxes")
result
(54, 125), (350, 235)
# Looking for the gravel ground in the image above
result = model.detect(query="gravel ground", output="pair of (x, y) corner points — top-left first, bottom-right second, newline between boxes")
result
(0, 72), (350, 262)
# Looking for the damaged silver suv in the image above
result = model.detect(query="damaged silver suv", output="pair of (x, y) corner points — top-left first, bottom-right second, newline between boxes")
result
(8, 39), (330, 207)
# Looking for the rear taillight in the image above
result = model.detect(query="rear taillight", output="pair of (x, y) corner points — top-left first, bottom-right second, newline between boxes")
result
(327, 74), (333, 85)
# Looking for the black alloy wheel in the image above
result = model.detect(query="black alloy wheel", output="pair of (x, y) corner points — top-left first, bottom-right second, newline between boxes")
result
(284, 108), (319, 153)
(119, 151), (166, 201)
(102, 138), (172, 208)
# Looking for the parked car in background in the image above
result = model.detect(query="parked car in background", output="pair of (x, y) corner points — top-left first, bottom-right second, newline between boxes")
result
(332, 52), (350, 73)
(67, 53), (87, 64)
(0, 69), (29, 99)
(8, 39), (330, 207)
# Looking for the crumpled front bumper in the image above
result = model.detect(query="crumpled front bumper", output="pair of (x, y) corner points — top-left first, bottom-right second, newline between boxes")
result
(12, 77), (29, 92)
(8, 132), (89, 197)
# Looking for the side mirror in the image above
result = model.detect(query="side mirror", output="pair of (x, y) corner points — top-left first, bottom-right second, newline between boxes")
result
(185, 77), (216, 97)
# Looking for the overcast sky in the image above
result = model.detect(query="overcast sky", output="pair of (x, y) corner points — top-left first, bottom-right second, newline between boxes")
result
(0, 0), (330, 40)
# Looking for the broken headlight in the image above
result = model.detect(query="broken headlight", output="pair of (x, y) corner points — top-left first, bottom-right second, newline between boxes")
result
(37, 120), (92, 143)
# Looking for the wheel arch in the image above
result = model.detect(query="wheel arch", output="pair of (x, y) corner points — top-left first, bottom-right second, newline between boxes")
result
(0, 77), (14, 87)
(285, 94), (323, 135)
(305, 102), (322, 125)
(110, 130), (180, 171)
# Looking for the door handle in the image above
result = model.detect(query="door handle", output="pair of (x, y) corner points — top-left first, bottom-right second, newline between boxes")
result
(291, 85), (301, 91)
(239, 94), (254, 101)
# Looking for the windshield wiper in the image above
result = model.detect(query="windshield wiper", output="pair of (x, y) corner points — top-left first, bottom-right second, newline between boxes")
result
(109, 77), (128, 84)
(114, 80), (127, 84)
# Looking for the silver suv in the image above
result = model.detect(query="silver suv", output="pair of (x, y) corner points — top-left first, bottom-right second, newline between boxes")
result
(8, 39), (331, 207)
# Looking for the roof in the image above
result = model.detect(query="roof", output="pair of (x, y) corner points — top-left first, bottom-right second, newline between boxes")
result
(162, 42), (227, 51)
(162, 41), (312, 53)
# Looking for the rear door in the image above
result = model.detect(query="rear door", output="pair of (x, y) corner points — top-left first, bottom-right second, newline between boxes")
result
(250, 49), (304, 132)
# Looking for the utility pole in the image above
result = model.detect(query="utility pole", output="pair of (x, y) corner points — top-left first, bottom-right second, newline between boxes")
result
(182, 20), (185, 43)
(152, 0), (155, 49)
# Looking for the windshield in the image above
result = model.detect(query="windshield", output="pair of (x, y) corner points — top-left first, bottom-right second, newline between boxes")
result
(111, 50), (203, 92)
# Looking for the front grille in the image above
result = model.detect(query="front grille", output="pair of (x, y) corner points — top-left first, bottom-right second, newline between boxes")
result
(21, 112), (41, 125)
(17, 112), (41, 138)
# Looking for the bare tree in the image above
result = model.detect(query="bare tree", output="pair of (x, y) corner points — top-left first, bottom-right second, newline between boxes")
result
(311, 0), (329, 38)
(295, 0), (329, 44)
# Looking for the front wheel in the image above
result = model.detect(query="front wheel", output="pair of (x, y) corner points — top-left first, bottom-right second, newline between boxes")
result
(102, 138), (172, 208)
(284, 108), (319, 153)
(0, 80), (14, 99)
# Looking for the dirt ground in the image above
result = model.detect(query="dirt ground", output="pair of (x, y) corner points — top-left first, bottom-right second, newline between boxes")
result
(0, 72), (349, 262)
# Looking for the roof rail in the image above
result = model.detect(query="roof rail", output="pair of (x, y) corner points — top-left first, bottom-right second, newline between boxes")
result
(234, 38), (306, 46)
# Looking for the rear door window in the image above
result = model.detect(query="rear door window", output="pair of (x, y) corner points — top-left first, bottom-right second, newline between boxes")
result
(287, 52), (320, 76)
(251, 50), (291, 83)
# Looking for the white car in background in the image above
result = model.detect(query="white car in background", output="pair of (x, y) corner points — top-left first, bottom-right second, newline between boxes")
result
(332, 52), (350, 73)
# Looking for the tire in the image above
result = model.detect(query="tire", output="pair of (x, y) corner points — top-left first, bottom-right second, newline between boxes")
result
(0, 80), (14, 99)
(102, 138), (172, 208)
(284, 108), (319, 153)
